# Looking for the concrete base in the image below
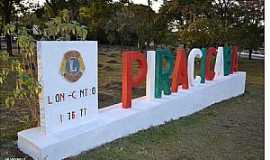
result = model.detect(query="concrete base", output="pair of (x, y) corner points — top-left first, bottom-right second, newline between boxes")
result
(18, 72), (246, 160)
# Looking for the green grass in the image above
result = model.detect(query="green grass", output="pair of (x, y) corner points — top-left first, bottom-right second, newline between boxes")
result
(0, 46), (264, 159)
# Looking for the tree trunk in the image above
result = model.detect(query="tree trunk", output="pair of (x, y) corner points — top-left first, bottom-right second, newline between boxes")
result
(4, 1), (13, 55)
(0, 26), (2, 50)
(0, 36), (2, 50)
(17, 43), (20, 55)
(248, 49), (252, 60)
(6, 34), (13, 55)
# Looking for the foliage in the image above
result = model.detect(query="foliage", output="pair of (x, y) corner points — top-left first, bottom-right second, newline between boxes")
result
(0, 0), (30, 55)
(0, 9), (88, 126)
(79, 0), (111, 41)
(160, 0), (264, 50)
(235, 0), (264, 50)
(103, 3), (159, 48)
(1, 0), (264, 49)
(104, 3), (138, 46)
(0, 26), (41, 125)
(178, 18), (213, 48)
(43, 9), (88, 40)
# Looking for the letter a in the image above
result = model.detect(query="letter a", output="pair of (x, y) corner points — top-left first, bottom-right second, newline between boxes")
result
(171, 48), (188, 93)
(231, 46), (239, 73)
(206, 47), (217, 80)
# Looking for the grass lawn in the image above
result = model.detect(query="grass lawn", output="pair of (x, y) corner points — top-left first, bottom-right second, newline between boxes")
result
(0, 46), (264, 160)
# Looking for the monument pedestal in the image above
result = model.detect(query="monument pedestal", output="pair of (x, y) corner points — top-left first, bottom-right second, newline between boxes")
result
(18, 72), (246, 160)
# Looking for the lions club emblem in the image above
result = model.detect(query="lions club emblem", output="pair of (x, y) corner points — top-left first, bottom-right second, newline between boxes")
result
(60, 50), (85, 82)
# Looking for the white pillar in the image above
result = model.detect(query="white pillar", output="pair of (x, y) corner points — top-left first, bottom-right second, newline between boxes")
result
(188, 48), (202, 87)
(146, 51), (156, 100)
(214, 47), (224, 79)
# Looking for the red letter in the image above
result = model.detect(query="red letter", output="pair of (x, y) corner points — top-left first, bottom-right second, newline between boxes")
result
(122, 51), (147, 108)
(171, 48), (188, 93)
(205, 47), (217, 80)
(231, 46), (239, 73)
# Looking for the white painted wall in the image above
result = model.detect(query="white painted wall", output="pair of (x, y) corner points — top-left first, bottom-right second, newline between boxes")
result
(37, 41), (98, 135)
(188, 48), (202, 87)
(146, 51), (156, 100)
(214, 47), (224, 79)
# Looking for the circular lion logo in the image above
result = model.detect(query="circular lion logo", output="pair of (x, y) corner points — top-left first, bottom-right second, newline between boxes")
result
(60, 50), (85, 82)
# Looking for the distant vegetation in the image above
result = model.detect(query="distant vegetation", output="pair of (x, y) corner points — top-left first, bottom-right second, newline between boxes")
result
(0, 0), (264, 52)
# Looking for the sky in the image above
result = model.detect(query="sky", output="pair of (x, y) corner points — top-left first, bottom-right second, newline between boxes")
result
(33, 0), (163, 12)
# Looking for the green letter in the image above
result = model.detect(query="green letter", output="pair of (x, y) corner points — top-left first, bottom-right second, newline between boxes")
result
(224, 47), (232, 76)
(200, 48), (207, 83)
(155, 48), (174, 98)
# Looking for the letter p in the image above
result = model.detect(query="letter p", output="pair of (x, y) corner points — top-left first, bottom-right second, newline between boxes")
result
(122, 51), (147, 108)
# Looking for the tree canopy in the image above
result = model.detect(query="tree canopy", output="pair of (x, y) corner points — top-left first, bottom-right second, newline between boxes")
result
(0, 0), (265, 50)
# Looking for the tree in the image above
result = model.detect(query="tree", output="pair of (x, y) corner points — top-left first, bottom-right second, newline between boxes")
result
(42, 9), (88, 40)
(79, 0), (112, 41)
(1, 0), (39, 53)
(0, 0), (28, 55)
(0, 14), (3, 50)
(159, 0), (213, 47)
(103, 2), (158, 48)
(159, 0), (264, 53)
(0, 10), (88, 126)
(44, 0), (67, 17)
(104, 3), (137, 46)
(179, 18), (212, 48)
(236, 0), (264, 59)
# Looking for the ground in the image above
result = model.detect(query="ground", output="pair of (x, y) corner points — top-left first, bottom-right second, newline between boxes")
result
(0, 46), (264, 160)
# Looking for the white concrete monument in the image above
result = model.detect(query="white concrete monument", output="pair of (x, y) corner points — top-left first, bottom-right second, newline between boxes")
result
(146, 51), (156, 100)
(37, 41), (98, 134)
(18, 44), (246, 160)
